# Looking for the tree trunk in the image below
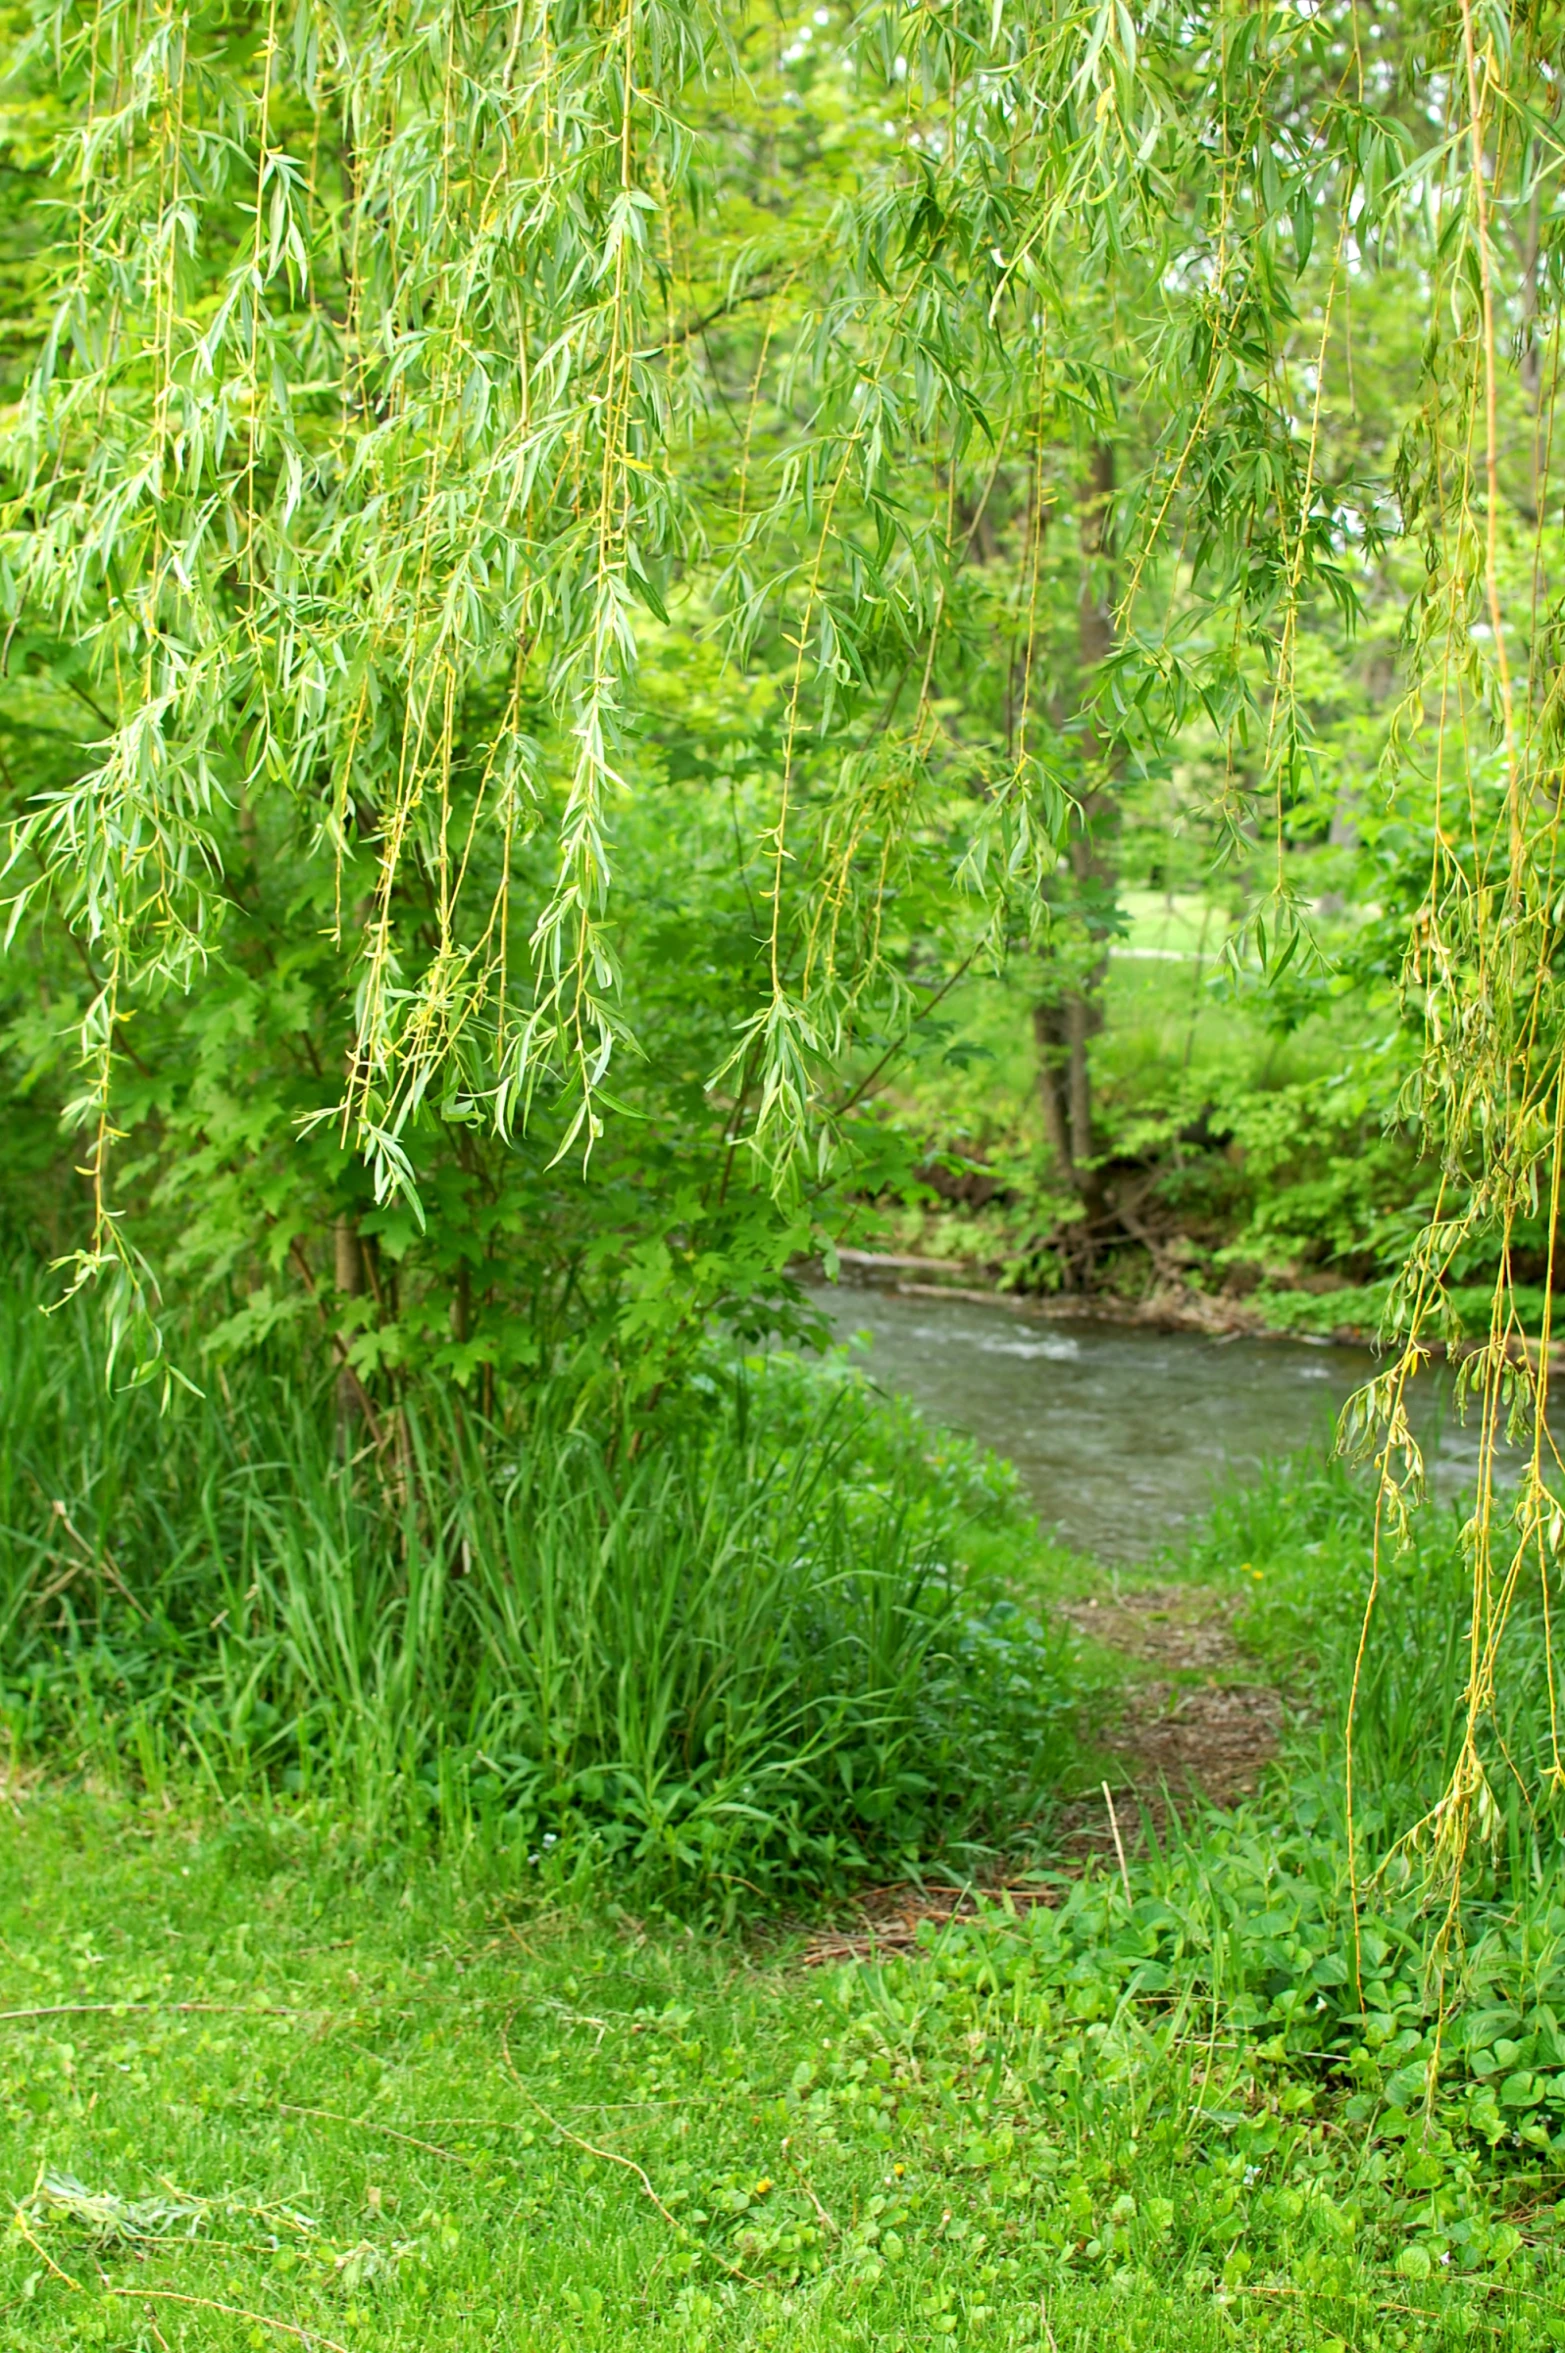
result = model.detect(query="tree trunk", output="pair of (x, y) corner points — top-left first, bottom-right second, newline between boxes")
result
(1034, 442), (1116, 1199)
(334, 1214), (365, 1435)
(1032, 1001), (1075, 1183)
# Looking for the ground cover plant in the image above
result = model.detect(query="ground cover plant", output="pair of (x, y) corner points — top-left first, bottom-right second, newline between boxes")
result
(5, 0), (1565, 2340)
(5, 0), (1565, 1894)
(5, 1452), (1565, 2353)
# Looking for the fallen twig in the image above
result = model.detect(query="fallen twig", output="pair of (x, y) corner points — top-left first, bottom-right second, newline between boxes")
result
(1228, 2282), (1500, 2334)
(780, 2136), (838, 2237)
(115, 2289), (351, 2352)
(35, 1500), (149, 1620)
(11, 2213), (83, 2291)
(273, 2102), (474, 2166)
(7, 2216), (349, 2353)
(1102, 1780), (1133, 1905)
(0, 2001), (321, 2026)
(498, 2008), (765, 2289)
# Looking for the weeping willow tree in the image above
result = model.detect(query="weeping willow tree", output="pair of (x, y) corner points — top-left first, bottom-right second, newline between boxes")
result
(3, 0), (1565, 1867)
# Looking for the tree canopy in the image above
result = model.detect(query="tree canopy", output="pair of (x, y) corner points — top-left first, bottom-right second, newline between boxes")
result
(5, 0), (1565, 1853)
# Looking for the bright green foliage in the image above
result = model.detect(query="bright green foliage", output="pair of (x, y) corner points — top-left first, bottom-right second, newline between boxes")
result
(7, 0), (1562, 1389)
(2, 1771), (1563, 2349)
(2, 677), (845, 1399)
(7, 1388), (1565, 2344)
(5, 0), (1565, 1874)
(870, 946), (1436, 1301)
(0, 1272), (1078, 1904)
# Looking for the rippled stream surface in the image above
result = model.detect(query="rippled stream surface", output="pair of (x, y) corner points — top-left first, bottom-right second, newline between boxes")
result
(809, 1284), (1493, 1560)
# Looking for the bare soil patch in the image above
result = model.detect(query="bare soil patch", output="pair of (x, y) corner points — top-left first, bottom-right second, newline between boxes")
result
(1056, 1582), (1284, 1811)
(1055, 1582), (1244, 1673)
(801, 1580), (1284, 1964)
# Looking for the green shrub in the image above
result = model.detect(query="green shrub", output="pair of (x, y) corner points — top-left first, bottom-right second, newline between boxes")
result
(1254, 1281), (1553, 1340)
(0, 1277), (1077, 1908)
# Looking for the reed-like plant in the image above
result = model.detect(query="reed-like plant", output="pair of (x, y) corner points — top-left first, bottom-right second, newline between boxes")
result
(6, 0), (1565, 1883)
(1185, 1455), (1565, 1889)
(0, 1272), (1076, 1905)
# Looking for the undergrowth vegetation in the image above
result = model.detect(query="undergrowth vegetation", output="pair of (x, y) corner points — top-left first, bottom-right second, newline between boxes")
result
(4, 0), (1565, 2329)
(5, 1577), (1565, 2351)
(7, 1306), (1565, 2342)
(1202, 1458), (1565, 1849)
(0, 1276), (1076, 1910)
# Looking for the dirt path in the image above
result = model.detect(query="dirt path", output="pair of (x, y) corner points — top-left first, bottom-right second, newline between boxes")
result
(802, 1579), (1282, 1964)
(1056, 1583), (1283, 1809)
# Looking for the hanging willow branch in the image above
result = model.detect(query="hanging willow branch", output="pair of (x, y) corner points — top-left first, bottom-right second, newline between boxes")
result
(5, 0), (1565, 1863)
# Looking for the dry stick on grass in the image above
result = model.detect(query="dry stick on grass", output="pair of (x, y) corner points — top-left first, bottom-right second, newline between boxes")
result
(779, 2135), (839, 2237)
(0, 2002), (325, 2025)
(1229, 2283), (1500, 2336)
(11, 2214), (81, 2290)
(10, 2219), (350, 2353)
(1, 1988), (495, 2028)
(117, 2291), (351, 2352)
(498, 2007), (765, 2290)
(274, 2102), (476, 2166)
(1102, 1780), (1133, 1904)
(36, 1499), (149, 1620)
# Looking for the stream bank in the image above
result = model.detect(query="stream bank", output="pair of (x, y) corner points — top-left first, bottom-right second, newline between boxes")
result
(794, 1269), (1510, 1954)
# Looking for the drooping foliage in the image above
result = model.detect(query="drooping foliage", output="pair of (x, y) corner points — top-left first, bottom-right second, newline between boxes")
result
(4, 0), (1565, 1861)
(0, 0), (1437, 1302)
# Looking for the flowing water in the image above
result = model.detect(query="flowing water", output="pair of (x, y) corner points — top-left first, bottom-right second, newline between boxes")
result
(809, 1283), (1496, 1559)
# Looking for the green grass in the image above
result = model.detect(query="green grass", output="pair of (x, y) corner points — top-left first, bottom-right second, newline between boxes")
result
(8, 1274), (1565, 2347)
(4, 1782), (1564, 2353)
(1188, 1454), (1565, 1841)
(6, 1457), (1565, 2352)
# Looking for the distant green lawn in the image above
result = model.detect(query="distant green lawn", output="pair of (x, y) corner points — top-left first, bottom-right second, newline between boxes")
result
(1114, 889), (1225, 958)
(4, 1793), (1562, 2353)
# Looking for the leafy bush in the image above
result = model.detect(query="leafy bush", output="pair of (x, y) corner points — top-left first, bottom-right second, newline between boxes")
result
(0, 1278), (1077, 1908)
(1253, 1281), (1553, 1341)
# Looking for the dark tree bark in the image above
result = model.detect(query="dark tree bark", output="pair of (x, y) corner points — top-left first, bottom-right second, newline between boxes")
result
(1035, 441), (1116, 1210)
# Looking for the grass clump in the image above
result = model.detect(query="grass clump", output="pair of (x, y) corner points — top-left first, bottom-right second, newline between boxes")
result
(1185, 1452), (1565, 1849)
(0, 1278), (1076, 1908)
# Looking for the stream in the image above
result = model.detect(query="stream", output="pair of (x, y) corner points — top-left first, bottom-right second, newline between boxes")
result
(808, 1282), (1499, 1560)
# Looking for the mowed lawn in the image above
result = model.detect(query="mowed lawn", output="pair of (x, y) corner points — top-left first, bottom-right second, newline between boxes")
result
(4, 1793), (1562, 2353)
